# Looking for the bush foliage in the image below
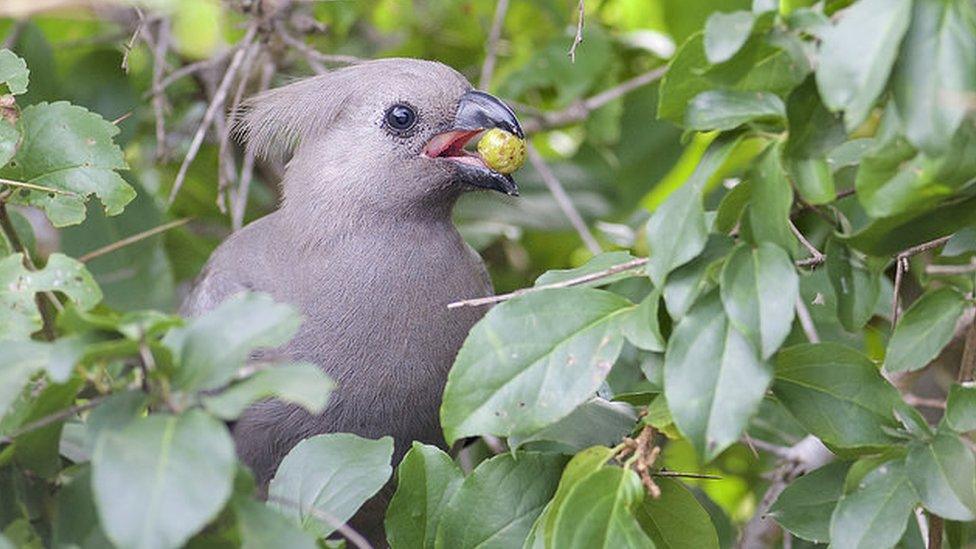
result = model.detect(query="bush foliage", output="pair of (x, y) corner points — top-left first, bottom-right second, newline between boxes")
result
(1, 0), (975, 547)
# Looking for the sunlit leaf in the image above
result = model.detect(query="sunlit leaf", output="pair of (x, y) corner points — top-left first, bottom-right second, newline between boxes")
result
(946, 384), (976, 433)
(386, 443), (463, 549)
(636, 476), (720, 549)
(883, 288), (966, 373)
(685, 90), (785, 131)
(703, 11), (756, 64)
(829, 459), (917, 549)
(551, 467), (652, 548)
(201, 362), (333, 420)
(906, 429), (976, 521)
(0, 49), (28, 95)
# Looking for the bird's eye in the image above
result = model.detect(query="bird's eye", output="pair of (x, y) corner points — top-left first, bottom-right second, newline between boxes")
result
(385, 104), (417, 132)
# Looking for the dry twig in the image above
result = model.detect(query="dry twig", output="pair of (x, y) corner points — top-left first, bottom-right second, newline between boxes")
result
(479, 0), (510, 89)
(567, 0), (585, 62)
(526, 143), (602, 255)
(78, 218), (191, 263)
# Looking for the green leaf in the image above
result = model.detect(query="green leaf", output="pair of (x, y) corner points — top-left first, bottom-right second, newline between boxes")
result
(773, 343), (902, 450)
(715, 180), (751, 233)
(658, 33), (712, 125)
(825, 239), (881, 332)
(1, 102), (134, 227)
(769, 461), (850, 542)
(12, 379), (81, 478)
(845, 192), (976, 256)
(815, 0), (912, 130)
(663, 235), (734, 320)
(636, 476), (720, 549)
(525, 446), (614, 549)
(52, 466), (112, 548)
(619, 289), (664, 352)
(685, 90), (785, 131)
(854, 137), (961, 218)
(163, 292), (302, 392)
(720, 243), (799, 359)
(665, 291), (772, 461)
(785, 157), (835, 205)
(84, 390), (147, 453)
(0, 119), (18, 168)
(509, 398), (637, 454)
(201, 362), (333, 420)
(704, 11), (756, 64)
(906, 429), (976, 521)
(0, 49), (29, 95)
(435, 452), (565, 549)
(0, 253), (102, 341)
(946, 384), (976, 433)
(440, 288), (630, 444)
(747, 144), (796, 256)
(535, 251), (640, 288)
(232, 497), (317, 549)
(0, 340), (50, 419)
(269, 433), (392, 538)
(784, 76), (846, 159)
(92, 411), (237, 549)
(646, 135), (742, 286)
(883, 288), (967, 373)
(892, 0), (976, 154)
(386, 443), (463, 549)
(829, 459), (918, 549)
(551, 466), (652, 548)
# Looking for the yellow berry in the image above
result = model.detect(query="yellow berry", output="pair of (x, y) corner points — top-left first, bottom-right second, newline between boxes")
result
(477, 128), (527, 174)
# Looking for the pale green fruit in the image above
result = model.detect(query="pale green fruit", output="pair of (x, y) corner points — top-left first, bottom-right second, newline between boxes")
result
(477, 128), (527, 174)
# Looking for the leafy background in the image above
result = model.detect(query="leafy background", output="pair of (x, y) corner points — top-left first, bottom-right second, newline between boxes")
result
(1, 0), (976, 548)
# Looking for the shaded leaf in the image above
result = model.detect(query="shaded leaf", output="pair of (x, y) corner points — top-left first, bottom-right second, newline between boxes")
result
(946, 384), (976, 433)
(769, 461), (850, 542)
(12, 379), (81, 478)
(892, 0), (976, 154)
(1, 102), (134, 227)
(665, 291), (772, 461)
(784, 76), (846, 159)
(720, 242), (798, 359)
(440, 288), (630, 443)
(663, 234), (734, 319)
(784, 157), (835, 205)
(619, 289), (664, 352)
(906, 429), (976, 521)
(201, 362), (333, 420)
(0, 119), (17, 168)
(386, 443), (463, 549)
(509, 398), (637, 454)
(884, 288), (966, 373)
(232, 498), (317, 549)
(551, 467), (652, 548)
(0, 49), (28, 95)
(636, 476), (720, 549)
(435, 452), (565, 549)
(825, 239), (881, 332)
(0, 253), (102, 341)
(686, 90), (785, 131)
(0, 340), (54, 419)
(92, 411), (236, 549)
(163, 292), (302, 392)
(815, 0), (912, 130)
(845, 192), (976, 256)
(774, 343), (902, 450)
(646, 135), (742, 285)
(268, 433), (393, 538)
(829, 459), (917, 549)
(704, 11), (755, 64)
(747, 144), (796, 255)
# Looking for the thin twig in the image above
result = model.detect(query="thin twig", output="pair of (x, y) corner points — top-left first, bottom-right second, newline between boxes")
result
(232, 59), (275, 230)
(167, 24), (258, 207)
(902, 393), (947, 410)
(479, 0), (510, 89)
(152, 48), (234, 95)
(900, 236), (952, 258)
(960, 317), (976, 383)
(120, 7), (145, 74)
(521, 66), (667, 133)
(794, 295), (820, 344)
(788, 220), (824, 265)
(892, 256), (909, 326)
(150, 18), (171, 161)
(526, 143), (602, 255)
(266, 495), (372, 549)
(0, 177), (78, 196)
(926, 260), (976, 275)
(448, 256), (646, 309)
(652, 471), (723, 480)
(0, 396), (107, 445)
(567, 0), (585, 62)
(746, 437), (793, 459)
(928, 512), (943, 549)
(78, 218), (190, 263)
(1, 20), (26, 50)
(276, 29), (367, 67)
(216, 41), (261, 213)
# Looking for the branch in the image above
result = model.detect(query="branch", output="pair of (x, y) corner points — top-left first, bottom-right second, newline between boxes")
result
(448, 256), (646, 309)
(232, 59), (276, 231)
(520, 66), (667, 133)
(0, 177), (78, 196)
(78, 218), (190, 263)
(166, 24), (258, 207)
(0, 396), (107, 445)
(526, 143), (602, 255)
(789, 220), (824, 266)
(926, 259), (976, 275)
(479, 0), (510, 89)
(276, 29), (368, 67)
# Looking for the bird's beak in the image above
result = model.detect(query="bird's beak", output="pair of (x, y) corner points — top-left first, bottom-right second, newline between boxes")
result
(423, 90), (523, 196)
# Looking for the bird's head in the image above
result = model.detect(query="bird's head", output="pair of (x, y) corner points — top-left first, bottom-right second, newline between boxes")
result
(238, 58), (523, 218)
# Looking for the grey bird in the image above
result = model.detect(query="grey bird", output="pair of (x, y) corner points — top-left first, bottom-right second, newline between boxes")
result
(180, 58), (522, 541)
